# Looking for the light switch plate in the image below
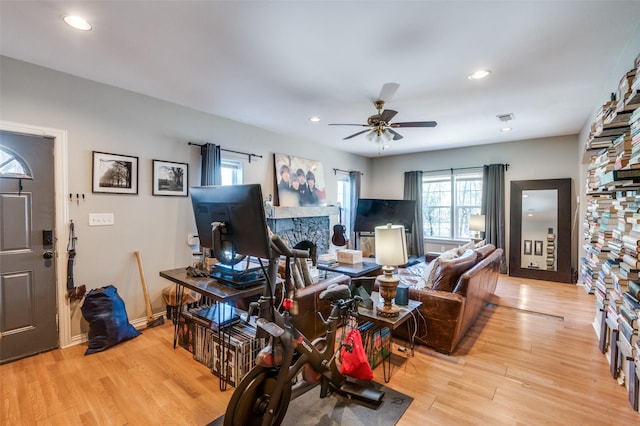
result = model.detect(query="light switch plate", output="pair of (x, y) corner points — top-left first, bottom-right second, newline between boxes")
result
(89, 213), (114, 226)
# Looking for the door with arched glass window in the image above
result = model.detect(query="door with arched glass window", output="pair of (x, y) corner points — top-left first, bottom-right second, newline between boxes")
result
(0, 131), (58, 363)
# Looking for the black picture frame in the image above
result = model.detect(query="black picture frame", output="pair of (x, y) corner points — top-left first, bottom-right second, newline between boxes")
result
(524, 240), (532, 255)
(92, 151), (138, 195)
(152, 160), (188, 196)
(534, 240), (543, 256)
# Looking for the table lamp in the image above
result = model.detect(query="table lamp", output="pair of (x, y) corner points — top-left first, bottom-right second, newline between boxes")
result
(469, 214), (485, 243)
(374, 223), (408, 317)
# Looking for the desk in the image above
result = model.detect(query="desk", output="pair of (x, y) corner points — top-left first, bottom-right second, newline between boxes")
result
(358, 292), (422, 383)
(317, 261), (380, 278)
(159, 268), (266, 390)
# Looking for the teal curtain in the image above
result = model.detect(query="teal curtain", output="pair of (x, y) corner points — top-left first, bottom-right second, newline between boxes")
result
(403, 171), (424, 257)
(482, 164), (506, 273)
(349, 171), (362, 247)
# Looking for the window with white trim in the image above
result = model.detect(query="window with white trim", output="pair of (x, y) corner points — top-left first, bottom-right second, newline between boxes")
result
(221, 159), (243, 185)
(422, 170), (483, 240)
(336, 176), (352, 234)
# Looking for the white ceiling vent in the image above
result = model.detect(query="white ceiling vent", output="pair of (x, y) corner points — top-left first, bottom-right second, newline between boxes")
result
(496, 113), (515, 122)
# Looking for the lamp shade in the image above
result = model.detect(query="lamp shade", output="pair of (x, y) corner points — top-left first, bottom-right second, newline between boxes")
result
(469, 214), (486, 233)
(374, 224), (408, 267)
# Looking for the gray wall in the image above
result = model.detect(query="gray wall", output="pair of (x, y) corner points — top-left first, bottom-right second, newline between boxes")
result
(367, 135), (581, 267)
(0, 56), (371, 340)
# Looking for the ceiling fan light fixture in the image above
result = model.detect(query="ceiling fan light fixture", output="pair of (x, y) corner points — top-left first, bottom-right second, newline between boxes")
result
(500, 127), (512, 132)
(63, 15), (92, 31)
(468, 69), (491, 80)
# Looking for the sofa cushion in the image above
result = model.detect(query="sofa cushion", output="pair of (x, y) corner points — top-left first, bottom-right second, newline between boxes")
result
(474, 243), (495, 261)
(457, 241), (476, 254)
(431, 250), (477, 292)
(418, 247), (460, 289)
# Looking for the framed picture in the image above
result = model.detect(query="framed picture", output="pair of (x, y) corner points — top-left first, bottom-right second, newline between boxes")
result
(524, 240), (532, 255)
(274, 153), (327, 207)
(534, 240), (543, 256)
(152, 160), (188, 196)
(92, 151), (138, 195)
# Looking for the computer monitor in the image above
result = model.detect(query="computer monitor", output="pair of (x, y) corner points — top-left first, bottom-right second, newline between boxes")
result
(190, 184), (271, 264)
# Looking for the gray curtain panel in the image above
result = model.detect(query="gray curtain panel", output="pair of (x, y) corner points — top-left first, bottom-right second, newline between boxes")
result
(403, 171), (424, 258)
(200, 143), (221, 186)
(349, 171), (362, 247)
(482, 164), (506, 273)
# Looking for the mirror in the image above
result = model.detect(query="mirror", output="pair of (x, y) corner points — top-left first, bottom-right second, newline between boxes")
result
(521, 189), (557, 270)
(509, 179), (572, 283)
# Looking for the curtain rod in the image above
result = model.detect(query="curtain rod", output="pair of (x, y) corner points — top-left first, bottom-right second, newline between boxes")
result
(188, 142), (263, 163)
(333, 168), (364, 176)
(424, 163), (510, 173)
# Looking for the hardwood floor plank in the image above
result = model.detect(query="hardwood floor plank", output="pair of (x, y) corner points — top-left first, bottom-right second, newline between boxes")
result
(1, 274), (638, 425)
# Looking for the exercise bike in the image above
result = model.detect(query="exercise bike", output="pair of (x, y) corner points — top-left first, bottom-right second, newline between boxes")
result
(223, 234), (385, 426)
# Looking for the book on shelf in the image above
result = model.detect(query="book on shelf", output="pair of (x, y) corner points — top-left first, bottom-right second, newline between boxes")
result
(629, 280), (640, 300)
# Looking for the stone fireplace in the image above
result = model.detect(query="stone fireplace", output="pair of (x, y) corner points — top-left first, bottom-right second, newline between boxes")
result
(265, 206), (339, 255)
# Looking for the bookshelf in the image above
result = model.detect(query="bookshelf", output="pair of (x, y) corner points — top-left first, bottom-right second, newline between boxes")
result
(582, 57), (640, 412)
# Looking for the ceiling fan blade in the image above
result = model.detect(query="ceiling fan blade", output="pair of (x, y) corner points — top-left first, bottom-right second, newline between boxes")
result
(379, 109), (398, 123)
(328, 123), (368, 126)
(387, 128), (404, 141)
(391, 121), (438, 128)
(378, 82), (400, 102)
(343, 129), (371, 140)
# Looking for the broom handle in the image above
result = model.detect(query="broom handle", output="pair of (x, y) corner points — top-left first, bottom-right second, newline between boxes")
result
(134, 251), (154, 322)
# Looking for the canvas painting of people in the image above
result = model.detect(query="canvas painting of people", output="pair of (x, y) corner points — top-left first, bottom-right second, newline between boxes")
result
(274, 153), (326, 207)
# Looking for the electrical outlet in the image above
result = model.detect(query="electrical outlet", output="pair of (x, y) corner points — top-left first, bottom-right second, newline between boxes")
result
(89, 213), (114, 226)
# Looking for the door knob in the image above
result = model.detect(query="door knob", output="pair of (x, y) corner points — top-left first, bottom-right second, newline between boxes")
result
(43, 250), (54, 259)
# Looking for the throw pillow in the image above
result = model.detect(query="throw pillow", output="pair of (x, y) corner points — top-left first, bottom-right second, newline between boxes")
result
(420, 248), (459, 289)
(431, 254), (477, 292)
(474, 239), (486, 248)
(457, 241), (475, 254)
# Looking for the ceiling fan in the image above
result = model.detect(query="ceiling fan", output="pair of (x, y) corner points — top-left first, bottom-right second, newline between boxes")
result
(329, 84), (437, 142)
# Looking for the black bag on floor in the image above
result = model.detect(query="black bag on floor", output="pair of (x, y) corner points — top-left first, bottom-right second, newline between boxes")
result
(81, 285), (141, 355)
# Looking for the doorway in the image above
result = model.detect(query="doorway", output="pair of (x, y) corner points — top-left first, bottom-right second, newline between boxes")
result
(0, 122), (70, 362)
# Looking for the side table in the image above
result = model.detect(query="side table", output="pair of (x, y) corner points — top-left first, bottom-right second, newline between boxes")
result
(357, 292), (422, 383)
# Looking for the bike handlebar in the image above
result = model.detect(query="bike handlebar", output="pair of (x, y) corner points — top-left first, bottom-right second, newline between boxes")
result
(270, 234), (309, 259)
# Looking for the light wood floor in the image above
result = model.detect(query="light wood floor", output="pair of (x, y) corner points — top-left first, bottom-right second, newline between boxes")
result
(1, 275), (639, 425)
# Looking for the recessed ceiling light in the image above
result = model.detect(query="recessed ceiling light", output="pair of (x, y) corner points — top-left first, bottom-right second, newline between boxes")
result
(468, 69), (491, 80)
(63, 15), (92, 31)
(500, 127), (512, 132)
(309, 117), (320, 123)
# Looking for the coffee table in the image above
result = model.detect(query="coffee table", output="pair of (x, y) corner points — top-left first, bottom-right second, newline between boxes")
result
(317, 261), (381, 278)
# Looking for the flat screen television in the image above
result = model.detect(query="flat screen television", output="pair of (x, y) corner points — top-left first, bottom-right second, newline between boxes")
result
(190, 184), (271, 263)
(353, 198), (416, 233)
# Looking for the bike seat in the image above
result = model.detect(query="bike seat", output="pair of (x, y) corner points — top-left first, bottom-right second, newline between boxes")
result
(319, 284), (351, 303)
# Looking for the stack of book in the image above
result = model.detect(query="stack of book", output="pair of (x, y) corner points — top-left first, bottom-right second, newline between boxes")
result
(546, 229), (556, 270)
(317, 253), (338, 268)
(176, 304), (267, 387)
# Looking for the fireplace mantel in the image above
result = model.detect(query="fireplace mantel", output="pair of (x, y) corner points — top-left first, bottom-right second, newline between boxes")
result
(265, 205), (339, 219)
(265, 206), (340, 255)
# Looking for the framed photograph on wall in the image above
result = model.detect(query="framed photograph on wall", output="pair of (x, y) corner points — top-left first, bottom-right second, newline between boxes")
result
(524, 240), (532, 255)
(92, 151), (138, 195)
(152, 160), (188, 196)
(534, 240), (543, 256)
(273, 153), (327, 207)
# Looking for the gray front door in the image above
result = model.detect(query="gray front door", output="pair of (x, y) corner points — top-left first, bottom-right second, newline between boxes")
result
(0, 130), (58, 364)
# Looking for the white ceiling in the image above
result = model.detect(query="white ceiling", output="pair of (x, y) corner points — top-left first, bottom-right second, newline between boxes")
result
(1, 1), (640, 158)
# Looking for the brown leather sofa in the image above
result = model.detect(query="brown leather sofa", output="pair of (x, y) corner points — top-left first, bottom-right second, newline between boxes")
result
(391, 244), (503, 354)
(289, 273), (350, 339)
